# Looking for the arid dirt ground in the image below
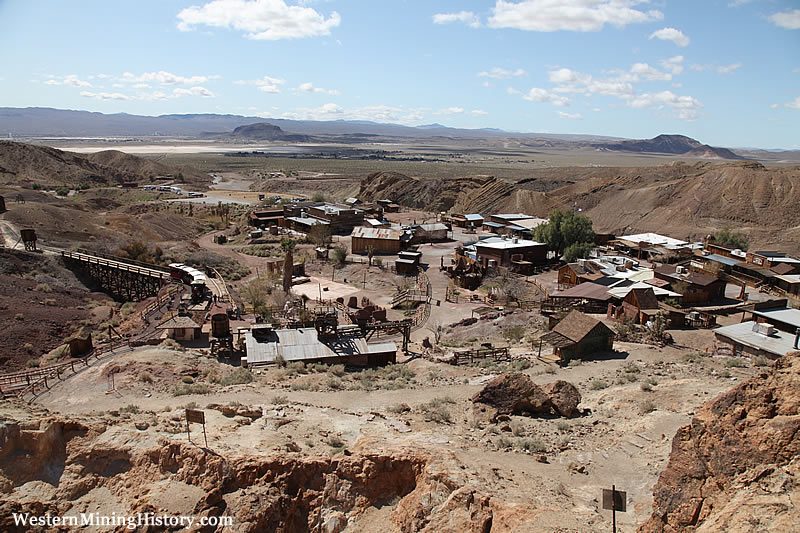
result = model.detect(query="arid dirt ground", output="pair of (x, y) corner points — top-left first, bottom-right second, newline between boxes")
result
(0, 141), (796, 531)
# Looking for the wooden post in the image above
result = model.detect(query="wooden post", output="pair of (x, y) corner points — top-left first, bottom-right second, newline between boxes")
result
(612, 484), (616, 533)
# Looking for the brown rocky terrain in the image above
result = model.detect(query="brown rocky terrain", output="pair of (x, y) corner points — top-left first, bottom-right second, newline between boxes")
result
(640, 352), (800, 532)
(0, 141), (210, 188)
(358, 161), (800, 254)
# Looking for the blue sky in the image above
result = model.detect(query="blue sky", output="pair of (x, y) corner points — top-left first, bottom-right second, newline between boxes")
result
(0, 0), (798, 148)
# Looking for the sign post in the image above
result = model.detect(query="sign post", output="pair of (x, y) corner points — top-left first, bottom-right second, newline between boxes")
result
(185, 409), (208, 448)
(602, 485), (626, 533)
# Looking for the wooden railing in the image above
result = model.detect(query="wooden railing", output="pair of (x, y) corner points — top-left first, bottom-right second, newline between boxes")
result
(1, 340), (130, 402)
(453, 347), (510, 365)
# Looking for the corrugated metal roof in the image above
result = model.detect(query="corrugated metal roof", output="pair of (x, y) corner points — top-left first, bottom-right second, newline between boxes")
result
(714, 321), (798, 357)
(705, 253), (741, 266)
(351, 227), (403, 240)
(418, 223), (448, 231)
(752, 308), (800, 329)
(245, 327), (396, 365)
(464, 214), (484, 221)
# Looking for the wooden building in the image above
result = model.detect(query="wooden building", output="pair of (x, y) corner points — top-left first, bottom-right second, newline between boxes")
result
(746, 251), (800, 270)
(248, 209), (284, 228)
(156, 314), (202, 342)
(376, 200), (401, 213)
(541, 310), (614, 363)
(616, 287), (660, 324)
(473, 236), (547, 271)
(654, 264), (726, 304)
(411, 223), (449, 243)
(558, 261), (605, 288)
(306, 204), (364, 234)
(351, 227), (404, 254)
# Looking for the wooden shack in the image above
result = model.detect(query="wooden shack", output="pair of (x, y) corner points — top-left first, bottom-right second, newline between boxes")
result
(541, 310), (614, 363)
(351, 227), (404, 254)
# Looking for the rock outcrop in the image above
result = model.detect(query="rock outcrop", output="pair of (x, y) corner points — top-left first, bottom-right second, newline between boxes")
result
(639, 352), (800, 532)
(471, 373), (581, 419)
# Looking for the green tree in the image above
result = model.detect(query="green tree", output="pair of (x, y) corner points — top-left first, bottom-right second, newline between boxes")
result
(331, 245), (348, 267)
(564, 242), (594, 262)
(312, 191), (326, 202)
(308, 224), (332, 247)
(713, 228), (748, 251)
(533, 209), (595, 260)
(281, 238), (297, 293)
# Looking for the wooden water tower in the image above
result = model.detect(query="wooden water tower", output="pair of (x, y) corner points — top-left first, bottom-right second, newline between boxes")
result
(21, 229), (37, 251)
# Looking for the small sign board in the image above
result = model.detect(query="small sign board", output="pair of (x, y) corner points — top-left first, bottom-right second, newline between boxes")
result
(185, 409), (205, 424)
(602, 488), (627, 512)
(185, 409), (208, 447)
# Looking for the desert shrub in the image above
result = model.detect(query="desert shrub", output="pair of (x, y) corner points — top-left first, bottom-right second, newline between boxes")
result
(287, 361), (307, 374)
(511, 359), (532, 370)
(43, 298), (57, 306)
(271, 395), (288, 405)
(327, 364), (346, 377)
(646, 377), (658, 386)
(419, 397), (454, 424)
(220, 368), (254, 386)
(623, 362), (641, 374)
(158, 338), (184, 351)
(683, 352), (703, 363)
(589, 380), (608, 390)
(55, 187), (70, 197)
(274, 354), (286, 367)
(34, 283), (52, 292)
(640, 383), (653, 392)
(519, 438), (546, 453)
(120, 302), (138, 318)
(719, 369), (732, 378)
(556, 421), (570, 432)
(567, 359), (582, 367)
(639, 400), (656, 414)
(26, 358), (40, 368)
(327, 377), (343, 390)
(496, 436), (513, 449)
(725, 357), (747, 368)
(330, 246), (348, 267)
(752, 355), (771, 367)
(14, 313), (24, 321)
(139, 372), (154, 384)
(324, 435), (345, 448)
(173, 383), (211, 396)
(181, 376), (195, 384)
(120, 404), (141, 414)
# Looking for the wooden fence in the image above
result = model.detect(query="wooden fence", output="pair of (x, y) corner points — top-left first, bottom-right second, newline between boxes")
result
(453, 347), (510, 365)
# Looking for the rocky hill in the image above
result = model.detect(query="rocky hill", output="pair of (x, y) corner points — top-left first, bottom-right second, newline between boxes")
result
(593, 134), (744, 160)
(639, 352), (800, 532)
(0, 141), (209, 188)
(359, 161), (800, 254)
(230, 122), (310, 142)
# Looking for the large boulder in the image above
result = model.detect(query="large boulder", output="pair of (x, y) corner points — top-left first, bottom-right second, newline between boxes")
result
(541, 380), (581, 418)
(471, 373), (552, 416)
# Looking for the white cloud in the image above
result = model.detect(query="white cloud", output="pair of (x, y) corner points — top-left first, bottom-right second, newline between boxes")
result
(691, 63), (742, 74)
(80, 91), (130, 101)
(786, 96), (800, 110)
(488, 0), (662, 32)
(121, 71), (215, 85)
(172, 86), (215, 98)
(648, 27), (690, 47)
(558, 111), (583, 119)
(45, 74), (92, 88)
(716, 63), (742, 74)
(477, 67), (526, 79)
(278, 103), (426, 124)
(433, 11), (480, 28)
(521, 87), (570, 107)
(177, 0), (341, 40)
(660, 55), (684, 75)
(628, 90), (703, 120)
(132, 83), (151, 89)
(630, 62), (672, 81)
(297, 82), (339, 95)
(471, 109), (489, 116)
(435, 107), (465, 115)
(768, 9), (800, 30)
(728, 0), (754, 7)
(548, 68), (591, 85)
(236, 75), (285, 94)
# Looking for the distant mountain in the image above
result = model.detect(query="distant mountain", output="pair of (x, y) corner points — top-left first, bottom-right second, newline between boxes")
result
(592, 134), (744, 160)
(0, 107), (619, 142)
(229, 122), (309, 142)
